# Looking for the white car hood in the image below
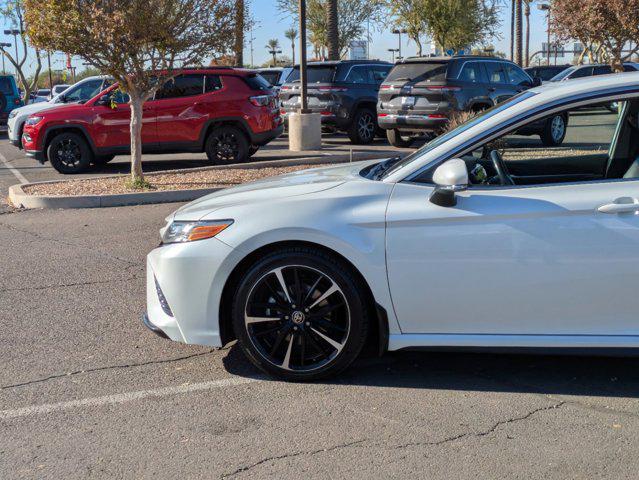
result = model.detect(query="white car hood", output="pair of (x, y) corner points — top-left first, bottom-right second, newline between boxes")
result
(13, 99), (59, 116)
(172, 161), (376, 221)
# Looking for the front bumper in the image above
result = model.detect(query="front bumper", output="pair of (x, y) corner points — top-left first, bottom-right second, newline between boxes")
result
(25, 149), (45, 162)
(142, 313), (170, 339)
(145, 237), (244, 348)
(377, 113), (448, 132)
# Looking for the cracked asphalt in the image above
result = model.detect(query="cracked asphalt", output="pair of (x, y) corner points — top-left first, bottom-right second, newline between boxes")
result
(1, 133), (639, 478)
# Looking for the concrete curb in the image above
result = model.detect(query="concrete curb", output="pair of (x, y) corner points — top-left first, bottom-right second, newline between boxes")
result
(8, 150), (396, 210)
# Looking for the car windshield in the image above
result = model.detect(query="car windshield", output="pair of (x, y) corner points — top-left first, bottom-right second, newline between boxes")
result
(549, 66), (576, 82)
(286, 66), (337, 84)
(259, 71), (281, 86)
(385, 62), (448, 83)
(380, 91), (537, 179)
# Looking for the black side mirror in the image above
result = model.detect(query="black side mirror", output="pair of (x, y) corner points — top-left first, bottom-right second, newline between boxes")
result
(532, 77), (542, 87)
(96, 94), (111, 106)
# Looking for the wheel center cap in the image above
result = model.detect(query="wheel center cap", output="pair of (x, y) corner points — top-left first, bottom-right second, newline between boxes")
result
(291, 310), (305, 324)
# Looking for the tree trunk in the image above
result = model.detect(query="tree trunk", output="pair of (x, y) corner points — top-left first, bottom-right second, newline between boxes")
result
(514, 0), (523, 65)
(326, 0), (339, 60)
(129, 94), (144, 183)
(234, 0), (245, 67)
(524, 2), (530, 67)
(510, 0), (515, 61)
(291, 42), (295, 64)
(271, 52), (276, 66)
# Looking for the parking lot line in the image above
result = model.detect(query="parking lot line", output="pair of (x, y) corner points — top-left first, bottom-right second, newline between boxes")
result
(0, 376), (260, 420)
(0, 151), (28, 185)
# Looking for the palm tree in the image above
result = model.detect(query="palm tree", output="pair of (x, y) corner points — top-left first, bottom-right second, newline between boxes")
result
(285, 28), (298, 65)
(326, 0), (339, 60)
(265, 38), (280, 67)
(514, 0), (523, 65)
(510, 0), (515, 60)
(524, 0), (531, 67)
(234, 0), (245, 67)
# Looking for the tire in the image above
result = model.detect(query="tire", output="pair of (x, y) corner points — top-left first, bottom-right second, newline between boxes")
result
(386, 129), (414, 148)
(232, 247), (370, 381)
(248, 145), (259, 157)
(93, 154), (115, 165)
(204, 126), (249, 165)
(47, 132), (93, 174)
(540, 114), (567, 147)
(347, 108), (376, 145)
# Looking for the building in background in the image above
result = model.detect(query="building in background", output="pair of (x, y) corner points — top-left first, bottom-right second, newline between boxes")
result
(348, 41), (367, 60)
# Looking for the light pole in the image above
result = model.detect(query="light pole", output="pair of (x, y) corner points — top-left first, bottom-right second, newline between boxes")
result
(388, 48), (399, 63)
(299, 0), (309, 113)
(4, 29), (20, 75)
(0, 43), (11, 74)
(538, 3), (551, 66)
(392, 29), (408, 61)
(47, 51), (53, 89)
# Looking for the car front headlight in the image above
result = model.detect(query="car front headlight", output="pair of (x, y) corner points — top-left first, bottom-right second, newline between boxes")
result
(161, 220), (233, 244)
(25, 116), (43, 126)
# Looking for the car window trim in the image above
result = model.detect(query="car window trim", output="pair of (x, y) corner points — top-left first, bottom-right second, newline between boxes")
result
(400, 86), (639, 186)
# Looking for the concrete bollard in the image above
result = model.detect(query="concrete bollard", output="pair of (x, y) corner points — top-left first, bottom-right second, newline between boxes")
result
(288, 112), (322, 151)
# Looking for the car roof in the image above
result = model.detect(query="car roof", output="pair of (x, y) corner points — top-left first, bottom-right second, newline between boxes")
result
(294, 60), (391, 67)
(400, 55), (515, 64)
(574, 62), (639, 69)
(383, 71), (639, 183)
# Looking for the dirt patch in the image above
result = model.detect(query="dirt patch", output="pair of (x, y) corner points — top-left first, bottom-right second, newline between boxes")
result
(22, 164), (331, 197)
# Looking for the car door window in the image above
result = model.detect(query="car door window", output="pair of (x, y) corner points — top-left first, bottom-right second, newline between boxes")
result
(155, 74), (204, 99)
(504, 64), (531, 86)
(204, 75), (223, 92)
(570, 67), (593, 79)
(429, 98), (634, 187)
(61, 79), (104, 102)
(345, 66), (368, 84)
(484, 62), (508, 84)
(459, 62), (483, 83)
(623, 65), (638, 72)
(593, 66), (612, 76)
(368, 66), (391, 84)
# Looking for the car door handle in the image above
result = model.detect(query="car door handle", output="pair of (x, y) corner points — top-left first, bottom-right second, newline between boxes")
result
(598, 199), (639, 214)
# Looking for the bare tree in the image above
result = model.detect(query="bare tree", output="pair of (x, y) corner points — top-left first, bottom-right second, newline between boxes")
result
(0, 0), (41, 103)
(25, 0), (235, 185)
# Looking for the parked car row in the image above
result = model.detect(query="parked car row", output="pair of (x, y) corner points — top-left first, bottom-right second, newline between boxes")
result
(12, 67), (283, 173)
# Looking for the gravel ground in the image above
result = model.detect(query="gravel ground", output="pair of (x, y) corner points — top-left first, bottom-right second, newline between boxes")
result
(23, 164), (330, 196)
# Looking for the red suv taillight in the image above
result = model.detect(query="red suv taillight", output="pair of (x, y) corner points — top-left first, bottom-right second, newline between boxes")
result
(249, 95), (273, 107)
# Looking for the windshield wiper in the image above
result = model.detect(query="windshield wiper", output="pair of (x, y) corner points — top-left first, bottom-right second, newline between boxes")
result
(367, 156), (402, 180)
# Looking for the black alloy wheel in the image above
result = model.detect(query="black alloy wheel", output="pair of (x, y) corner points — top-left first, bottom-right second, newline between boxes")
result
(47, 132), (93, 174)
(348, 108), (376, 144)
(205, 126), (249, 165)
(233, 248), (369, 380)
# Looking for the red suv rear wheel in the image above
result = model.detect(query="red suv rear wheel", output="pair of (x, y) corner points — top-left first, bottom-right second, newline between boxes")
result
(205, 126), (249, 165)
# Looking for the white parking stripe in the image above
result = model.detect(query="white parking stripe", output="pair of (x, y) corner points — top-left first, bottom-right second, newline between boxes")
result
(0, 376), (260, 420)
(0, 151), (28, 184)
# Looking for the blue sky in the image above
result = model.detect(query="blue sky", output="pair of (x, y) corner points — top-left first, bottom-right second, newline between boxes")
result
(247, 0), (555, 65)
(4, 1), (558, 77)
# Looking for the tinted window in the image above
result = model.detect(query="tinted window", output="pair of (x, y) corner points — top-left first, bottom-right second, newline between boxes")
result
(345, 66), (368, 84)
(286, 66), (337, 84)
(570, 67), (593, 79)
(369, 66), (390, 83)
(204, 75), (223, 92)
(155, 74), (204, 99)
(484, 62), (508, 84)
(243, 74), (272, 91)
(459, 62), (483, 83)
(62, 79), (104, 103)
(550, 66), (577, 81)
(623, 64), (638, 72)
(259, 71), (281, 86)
(593, 65), (612, 76)
(505, 64), (531, 85)
(0, 77), (14, 95)
(385, 62), (448, 83)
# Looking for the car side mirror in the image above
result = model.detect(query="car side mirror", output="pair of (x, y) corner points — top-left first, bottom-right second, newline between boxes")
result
(96, 95), (111, 107)
(532, 77), (542, 87)
(429, 159), (469, 207)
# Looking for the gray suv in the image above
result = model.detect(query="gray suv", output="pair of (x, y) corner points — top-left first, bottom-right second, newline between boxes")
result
(279, 60), (392, 144)
(377, 56), (568, 147)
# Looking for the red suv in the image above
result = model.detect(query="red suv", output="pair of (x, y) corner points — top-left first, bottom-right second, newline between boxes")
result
(22, 68), (283, 173)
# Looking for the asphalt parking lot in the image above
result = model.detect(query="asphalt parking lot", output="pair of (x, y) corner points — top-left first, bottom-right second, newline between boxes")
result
(2, 116), (639, 479)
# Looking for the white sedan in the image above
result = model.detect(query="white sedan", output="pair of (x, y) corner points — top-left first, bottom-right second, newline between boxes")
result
(146, 72), (639, 380)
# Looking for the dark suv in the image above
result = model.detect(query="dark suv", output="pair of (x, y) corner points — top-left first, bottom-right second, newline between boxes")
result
(279, 60), (392, 144)
(377, 56), (569, 147)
